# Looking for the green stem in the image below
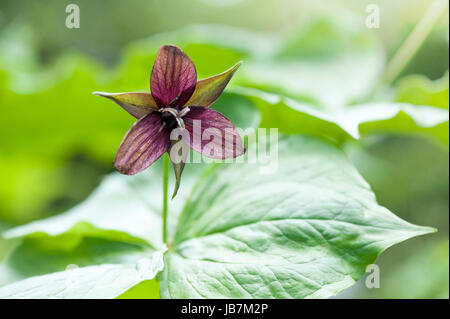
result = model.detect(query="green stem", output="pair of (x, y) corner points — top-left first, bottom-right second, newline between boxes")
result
(383, 0), (448, 85)
(162, 153), (170, 244)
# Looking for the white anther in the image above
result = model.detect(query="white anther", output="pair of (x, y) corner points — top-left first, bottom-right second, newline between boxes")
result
(160, 107), (179, 118)
(176, 117), (185, 129)
(160, 107), (188, 129)
(178, 107), (190, 118)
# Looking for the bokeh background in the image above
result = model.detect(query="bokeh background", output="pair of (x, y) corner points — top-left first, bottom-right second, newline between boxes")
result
(0, 0), (448, 298)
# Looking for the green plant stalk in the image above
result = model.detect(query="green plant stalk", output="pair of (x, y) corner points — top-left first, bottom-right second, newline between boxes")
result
(162, 153), (170, 244)
(384, 0), (449, 85)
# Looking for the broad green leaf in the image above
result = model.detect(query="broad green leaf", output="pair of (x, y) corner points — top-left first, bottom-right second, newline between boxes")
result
(0, 238), (156, 286)
(340, 103), (450, 146)
(395, 72), (449, 109)
(3, 173), (165, 249)
(0, 165), (177, 295)
(2, 135), (434, 298)
(232, 87), (352, 144)
(0, 156), (206, 298)
(158, 135), (434, 298)
(1, 155), (213, 248)
(0, 249), (164, 299)
(0, 166), (170, 291)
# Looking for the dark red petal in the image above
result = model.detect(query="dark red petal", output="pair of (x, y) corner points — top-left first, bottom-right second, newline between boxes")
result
(150, 45), (197, 107)
(114, 113), (170, 175)
(183, 107), (245, 159)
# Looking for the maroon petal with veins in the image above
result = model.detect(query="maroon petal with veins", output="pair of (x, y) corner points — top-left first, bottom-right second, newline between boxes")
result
(183, 106), (245, 159)
(150, 45), (197, 107)
(114, 112), (170, 175)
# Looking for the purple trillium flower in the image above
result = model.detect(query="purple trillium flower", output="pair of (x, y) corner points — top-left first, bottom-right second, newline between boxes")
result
(93, 45), (245, 197)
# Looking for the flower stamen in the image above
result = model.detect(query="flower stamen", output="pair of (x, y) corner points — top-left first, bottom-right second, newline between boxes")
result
(157, 121), (166, 134)
(178, 107), (190, 118)
(159, 107), (190, 129)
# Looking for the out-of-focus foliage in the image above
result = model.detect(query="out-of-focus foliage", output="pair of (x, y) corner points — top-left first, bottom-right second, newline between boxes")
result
(235, 87), (448, 144)
(396, 72), (449, 109)
(362, 238), (449, 298)
(0, 0), (448, 299)
(390, 25), (449, 80)
(343, 135), (449, 298)
(1, 18), (448, 225)
(0, 246), (164, 298)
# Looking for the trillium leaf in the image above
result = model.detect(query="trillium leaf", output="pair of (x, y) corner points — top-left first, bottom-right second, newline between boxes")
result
(3, 172), (167, 249)
(0, 164), (200, 298)
(158, 135), (434, 298)
(185, 62), (242, 108)
(1, 135), (434, 298)
(2, 160), (200, 249)
(0, 250), (165, 299)
(92, 92), (158, 119)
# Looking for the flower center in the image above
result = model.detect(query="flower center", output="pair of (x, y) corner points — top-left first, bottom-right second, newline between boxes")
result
(159, 107), (190, 129)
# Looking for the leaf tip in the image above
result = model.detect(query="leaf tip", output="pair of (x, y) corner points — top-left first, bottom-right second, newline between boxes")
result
(414, 225), (437, 237)
(92, 91), (109, 97)
(232, 61), (243, 72)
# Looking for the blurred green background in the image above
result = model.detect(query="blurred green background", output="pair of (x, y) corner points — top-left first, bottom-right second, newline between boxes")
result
(0, 0), (448, 298)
